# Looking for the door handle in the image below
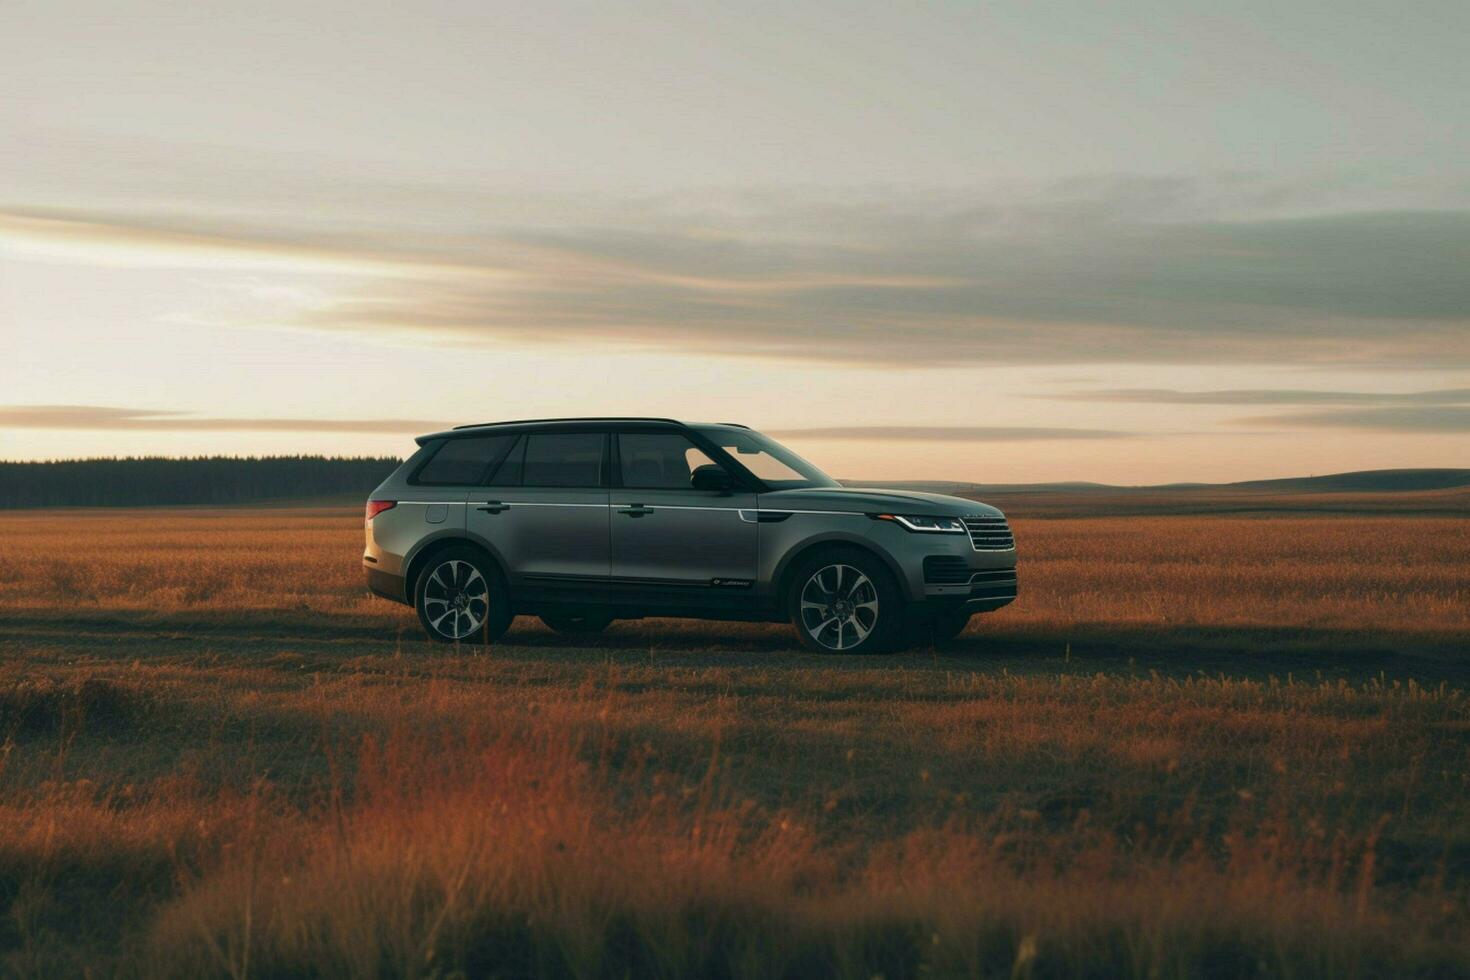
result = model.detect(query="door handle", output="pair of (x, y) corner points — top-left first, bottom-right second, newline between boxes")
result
(617, 505), (654, 517)
(475, 501), (511, 514)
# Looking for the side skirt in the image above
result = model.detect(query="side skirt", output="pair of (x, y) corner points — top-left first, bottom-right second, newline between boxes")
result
(513, 573), (782, 622)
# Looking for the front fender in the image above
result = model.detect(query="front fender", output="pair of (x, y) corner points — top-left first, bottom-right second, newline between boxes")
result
(762, 520), (915, 607)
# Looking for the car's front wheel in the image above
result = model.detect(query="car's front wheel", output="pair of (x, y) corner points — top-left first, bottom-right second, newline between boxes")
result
(414, 547), (512, 644)
(787, 548), (904, 654)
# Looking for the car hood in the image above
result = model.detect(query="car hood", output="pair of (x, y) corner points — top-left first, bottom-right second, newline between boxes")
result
(760, 486), (1004, 518)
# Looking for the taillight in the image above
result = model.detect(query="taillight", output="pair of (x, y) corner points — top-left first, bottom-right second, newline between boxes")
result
(365, 500), (396, 525)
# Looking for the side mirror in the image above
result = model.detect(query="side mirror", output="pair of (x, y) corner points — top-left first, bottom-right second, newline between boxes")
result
(690, 464), (735, 494)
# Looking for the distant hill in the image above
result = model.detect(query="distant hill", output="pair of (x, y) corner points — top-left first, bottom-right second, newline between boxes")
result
(848, 469), (1470, 517)
(0, 456), (402, 508)
(1227, 469), (1470, 493)
(847, 469), (1470, 495)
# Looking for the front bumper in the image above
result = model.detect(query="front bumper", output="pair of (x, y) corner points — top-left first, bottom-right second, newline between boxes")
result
(918, 557), (1016, 612)
(914, 586), (1016, 617)
(864, 516), (1017, 603)
(956, 592), (1016, 613)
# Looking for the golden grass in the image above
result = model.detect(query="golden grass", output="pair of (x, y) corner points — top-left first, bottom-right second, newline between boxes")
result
(2, 509), (1466, 637)
(0, 506), (1468, 976)
(1005, 515), (1470, 635)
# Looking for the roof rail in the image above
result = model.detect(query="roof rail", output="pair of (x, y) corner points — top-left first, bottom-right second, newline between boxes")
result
(451, 416), (684, 430)
(715, 421), (751, 428)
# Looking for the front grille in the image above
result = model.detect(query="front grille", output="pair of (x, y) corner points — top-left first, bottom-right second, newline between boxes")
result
(963, 516), (1015, 551)
(923, 555), (971, 584)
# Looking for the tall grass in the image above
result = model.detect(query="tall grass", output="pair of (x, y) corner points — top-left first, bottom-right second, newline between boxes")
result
(0, 507), (1467, 976)
(0, 664), (1464, 976)
(141, 723), (1465, 979)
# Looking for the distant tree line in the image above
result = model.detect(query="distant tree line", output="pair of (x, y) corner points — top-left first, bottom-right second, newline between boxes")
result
(0, 456), (404, 508)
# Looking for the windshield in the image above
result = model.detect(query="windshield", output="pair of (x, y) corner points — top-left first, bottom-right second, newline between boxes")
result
(693, 427), (839, 490)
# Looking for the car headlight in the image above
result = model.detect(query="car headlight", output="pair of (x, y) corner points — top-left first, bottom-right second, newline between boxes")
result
(873, 513), (966, 533)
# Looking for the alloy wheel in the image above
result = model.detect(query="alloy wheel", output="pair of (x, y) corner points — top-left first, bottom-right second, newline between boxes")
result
(421, 559), (490, 640)
(798, 563), (880, 651)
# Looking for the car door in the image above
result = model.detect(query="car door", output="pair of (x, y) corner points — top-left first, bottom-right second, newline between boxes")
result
(609, 431), (758, 611)
(464, 430), (610, 606)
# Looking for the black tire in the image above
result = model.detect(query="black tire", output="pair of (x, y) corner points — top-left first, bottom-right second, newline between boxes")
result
(786, 547), (906, 654)
(539, 613), (614, 634)
(910, 607), (974, 647)
(414, 546), (512, 645)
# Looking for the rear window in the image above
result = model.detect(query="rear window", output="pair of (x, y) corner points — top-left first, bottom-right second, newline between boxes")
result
(411, 435), (516, 486)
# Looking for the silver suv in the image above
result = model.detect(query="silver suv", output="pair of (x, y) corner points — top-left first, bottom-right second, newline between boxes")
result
(364, 418), (1016, 653)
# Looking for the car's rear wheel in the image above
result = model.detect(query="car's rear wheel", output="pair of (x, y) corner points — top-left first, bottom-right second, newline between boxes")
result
(787, 548), (904, 654)
(539, 613), (614, 634)
(414, 547), (512, 644)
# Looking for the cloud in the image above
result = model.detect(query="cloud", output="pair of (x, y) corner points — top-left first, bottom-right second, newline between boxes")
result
(0, 408), (1132, 441)
(1049, 387), (1470, 405)
(1238, 407), (1470, 432)
(0, 406), (447, 433)
(1052, 386), (1470, 431)
(766, 425), (1130, 441)
(4, 175), (1470, 368)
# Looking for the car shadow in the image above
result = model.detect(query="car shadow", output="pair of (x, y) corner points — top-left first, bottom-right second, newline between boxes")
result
(4, 611), (1465, 684)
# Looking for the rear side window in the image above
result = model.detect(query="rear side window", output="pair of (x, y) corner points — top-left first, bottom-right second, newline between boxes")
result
(411, 435), (515, 486)
(520, 433), (605, 487)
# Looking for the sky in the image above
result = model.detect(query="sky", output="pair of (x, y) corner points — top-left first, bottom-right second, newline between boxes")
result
(2, 0), (1467, 484)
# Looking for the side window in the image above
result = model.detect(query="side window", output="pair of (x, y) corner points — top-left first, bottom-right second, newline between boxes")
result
(412, 435), (515, 485)
(619, 433), (717, 490)
(521, 433), (606, 488)
(487, 435), (525, 485)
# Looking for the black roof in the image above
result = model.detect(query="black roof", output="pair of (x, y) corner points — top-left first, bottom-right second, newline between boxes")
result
(453, 415), (683, 431)
(415, 416), (713, 445)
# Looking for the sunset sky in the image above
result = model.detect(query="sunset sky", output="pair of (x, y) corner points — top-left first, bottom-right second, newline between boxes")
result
(2, 0), (1467, 483)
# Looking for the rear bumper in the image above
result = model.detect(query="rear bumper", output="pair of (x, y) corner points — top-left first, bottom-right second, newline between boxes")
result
(365, 566), (409, 605)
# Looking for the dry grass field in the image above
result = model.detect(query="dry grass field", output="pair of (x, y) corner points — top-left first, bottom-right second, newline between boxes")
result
(0, 505), (1468, 977)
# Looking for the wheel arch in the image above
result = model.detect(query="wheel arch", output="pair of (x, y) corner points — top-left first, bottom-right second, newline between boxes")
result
(403, 535), (509, 601)
(772, 536), (912, 617)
